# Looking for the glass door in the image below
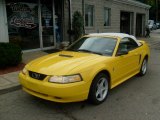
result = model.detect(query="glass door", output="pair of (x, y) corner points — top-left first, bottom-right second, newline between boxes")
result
(41, 0), (55, 48)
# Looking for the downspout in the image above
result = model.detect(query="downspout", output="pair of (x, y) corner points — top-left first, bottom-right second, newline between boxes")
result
(82, 0), (85, 34)
(68, 0), (72, 44)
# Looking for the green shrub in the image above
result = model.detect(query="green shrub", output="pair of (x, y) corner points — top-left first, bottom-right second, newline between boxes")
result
(0, 42), (22, 68)
(72, 11), (84, 41)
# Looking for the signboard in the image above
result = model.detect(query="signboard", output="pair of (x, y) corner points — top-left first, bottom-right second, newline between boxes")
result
(8, 3), (37, 29)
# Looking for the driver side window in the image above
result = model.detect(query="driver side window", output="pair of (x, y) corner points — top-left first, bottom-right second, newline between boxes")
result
(116, 37), (138, 55)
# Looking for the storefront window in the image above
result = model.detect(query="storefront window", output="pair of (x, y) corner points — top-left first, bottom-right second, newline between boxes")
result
(6, 0), (40, 50)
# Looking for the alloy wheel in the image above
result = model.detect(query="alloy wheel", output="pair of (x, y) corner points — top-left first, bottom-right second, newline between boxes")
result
(96, 77), (108, 101)
(142, 59), (147, 75)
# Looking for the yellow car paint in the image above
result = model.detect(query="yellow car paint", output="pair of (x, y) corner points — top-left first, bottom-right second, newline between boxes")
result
(19, 35), (150, 103)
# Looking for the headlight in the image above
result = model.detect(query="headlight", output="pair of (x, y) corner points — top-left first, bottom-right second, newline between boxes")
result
(22, 68), (27, 75)
(49, 74), (82, 84)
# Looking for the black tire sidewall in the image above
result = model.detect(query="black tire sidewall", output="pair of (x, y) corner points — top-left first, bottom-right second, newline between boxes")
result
(88, 73), (109, 105)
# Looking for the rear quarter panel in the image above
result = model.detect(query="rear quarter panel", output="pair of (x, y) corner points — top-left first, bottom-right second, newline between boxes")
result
(138, 40), (150, 60)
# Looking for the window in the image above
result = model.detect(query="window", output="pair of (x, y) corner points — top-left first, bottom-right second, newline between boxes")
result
(85, 4), (94, 27)
(104, 7), (111, 26)
(117, 37), (138, 54)
(6, 0), (40, 50)
(67, 37), (117, 56)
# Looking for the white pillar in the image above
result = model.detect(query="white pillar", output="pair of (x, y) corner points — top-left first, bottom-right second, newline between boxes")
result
(0, 0), (9, 42)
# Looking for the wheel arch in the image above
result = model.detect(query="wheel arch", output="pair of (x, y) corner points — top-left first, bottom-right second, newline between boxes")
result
(139, 54), (149, 76)
(141, 54), (149, 64)
(98, 70), (111, 88)
(144, 54), (149, 61)
(90, 69), (111, 89)
(87, 69), (111, 104)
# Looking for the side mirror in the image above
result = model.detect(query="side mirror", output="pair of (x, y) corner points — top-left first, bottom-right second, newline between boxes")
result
(60, 42), (70, 49)
(117, 51), (128, 56)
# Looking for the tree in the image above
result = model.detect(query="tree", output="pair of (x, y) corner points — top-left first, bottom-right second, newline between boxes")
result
(136, 0), (159, 21)
(72, 11), (84, 41)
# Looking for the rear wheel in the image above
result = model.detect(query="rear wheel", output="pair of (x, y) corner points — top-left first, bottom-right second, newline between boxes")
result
(88, 73), (109, 105)
(139, 58), (148, 76)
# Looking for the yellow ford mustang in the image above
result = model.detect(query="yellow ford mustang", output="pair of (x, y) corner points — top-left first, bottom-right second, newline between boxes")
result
(19, 33), (150, 105)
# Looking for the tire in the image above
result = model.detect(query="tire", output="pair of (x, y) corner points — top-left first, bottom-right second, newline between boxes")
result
(139, 58), (148, 76)
(88, 73), (109, 105)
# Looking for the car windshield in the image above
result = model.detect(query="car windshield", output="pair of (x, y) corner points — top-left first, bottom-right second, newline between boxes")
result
(67, 37), (117, 56)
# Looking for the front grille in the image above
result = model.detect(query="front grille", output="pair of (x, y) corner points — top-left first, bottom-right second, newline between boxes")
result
(29, 71), (47, 80)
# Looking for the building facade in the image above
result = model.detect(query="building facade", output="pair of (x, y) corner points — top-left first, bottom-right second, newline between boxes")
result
(0, 0), (150, 51)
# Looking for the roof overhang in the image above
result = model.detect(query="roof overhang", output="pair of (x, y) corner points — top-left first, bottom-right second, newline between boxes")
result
(113, 0), (151, 9)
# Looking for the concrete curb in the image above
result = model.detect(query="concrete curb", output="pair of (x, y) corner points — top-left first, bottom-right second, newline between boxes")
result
(0, 51), (52, 95)
(0, 84), (21, 95)
(0, 71), (21, 95)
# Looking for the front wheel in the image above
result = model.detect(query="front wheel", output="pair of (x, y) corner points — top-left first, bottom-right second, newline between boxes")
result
(88, 73), (109, 105)
(139, 58), (148, 76)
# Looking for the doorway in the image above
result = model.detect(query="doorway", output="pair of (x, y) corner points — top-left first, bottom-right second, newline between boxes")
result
(120, 11), (133, 35)
(136, 14), (144, 37)
(40, 0), (63, 49)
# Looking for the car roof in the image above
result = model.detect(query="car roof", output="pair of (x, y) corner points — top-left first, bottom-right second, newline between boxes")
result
(88, 33), (134, 39)
(87, 33), (141, 46)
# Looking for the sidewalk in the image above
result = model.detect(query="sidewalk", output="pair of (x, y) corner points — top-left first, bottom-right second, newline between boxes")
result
(0, 51), (48, 95)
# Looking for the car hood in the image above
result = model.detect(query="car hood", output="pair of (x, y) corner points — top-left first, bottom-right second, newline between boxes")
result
(26, 51), (107, 75)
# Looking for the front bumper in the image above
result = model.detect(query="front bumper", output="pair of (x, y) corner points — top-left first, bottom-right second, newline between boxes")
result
(19, 72), (89, 103)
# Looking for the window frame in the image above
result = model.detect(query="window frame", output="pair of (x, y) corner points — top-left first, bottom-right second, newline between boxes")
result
(116, 37), (139, 56)
(104, 7), (111, 27)
(85, 4), (95, 27)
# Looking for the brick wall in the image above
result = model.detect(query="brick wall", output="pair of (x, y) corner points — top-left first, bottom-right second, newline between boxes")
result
(84, 0), (149, 35)
(63, 0), (149, 41)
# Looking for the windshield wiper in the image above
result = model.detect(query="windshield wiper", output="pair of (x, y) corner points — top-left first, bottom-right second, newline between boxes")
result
(77, 49), (103, 55)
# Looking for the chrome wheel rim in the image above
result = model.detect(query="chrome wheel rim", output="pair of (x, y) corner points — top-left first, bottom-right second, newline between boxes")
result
(142, 59), (147, 74)
(96, 77), (108, 101)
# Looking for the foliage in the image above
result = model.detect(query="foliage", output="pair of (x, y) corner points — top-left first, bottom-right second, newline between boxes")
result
(0, 42), (22, 68)
(136, 0), (159, 20)
(72, 11), (84, 41)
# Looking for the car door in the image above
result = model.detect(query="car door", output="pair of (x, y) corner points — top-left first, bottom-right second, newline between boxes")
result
(112, 37), (140, 86)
